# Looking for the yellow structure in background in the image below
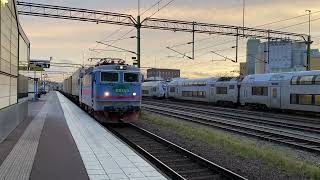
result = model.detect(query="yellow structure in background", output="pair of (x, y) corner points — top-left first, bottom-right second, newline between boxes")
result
(310, 57), (320, 70)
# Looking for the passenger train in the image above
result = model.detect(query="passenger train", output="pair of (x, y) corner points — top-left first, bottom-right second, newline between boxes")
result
(141, 81), (167, 98)
(62, 58), (142, 122)
(144, 71), (320, 113)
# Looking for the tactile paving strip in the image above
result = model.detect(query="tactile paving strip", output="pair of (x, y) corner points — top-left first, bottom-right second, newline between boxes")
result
(0, 100), (49, 180)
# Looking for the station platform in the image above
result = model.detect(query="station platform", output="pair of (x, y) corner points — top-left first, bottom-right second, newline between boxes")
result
(0, 92), (167, 180)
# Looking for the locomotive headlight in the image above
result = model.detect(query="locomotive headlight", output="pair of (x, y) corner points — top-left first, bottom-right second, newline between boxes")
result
(133, 92), (137, 96)
(104, 92), (110, 97)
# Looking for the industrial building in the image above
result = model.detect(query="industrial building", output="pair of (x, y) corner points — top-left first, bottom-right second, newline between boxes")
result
(0, 0), (30, 143)
(246, 39), (307, 74)
(311, 49), (320, 70)
(239, 62), (247, 76)
(246, 39), (260, 75)
(147, 68), (180, 81)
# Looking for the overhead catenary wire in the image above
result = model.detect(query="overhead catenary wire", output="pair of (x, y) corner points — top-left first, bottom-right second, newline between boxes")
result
(275, 16), (320, 31)
(254, 10), (320, 28)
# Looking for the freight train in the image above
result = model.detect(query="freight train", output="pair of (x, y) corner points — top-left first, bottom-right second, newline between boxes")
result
(62, 58), (142, 122)
(144, 71), (320, 113)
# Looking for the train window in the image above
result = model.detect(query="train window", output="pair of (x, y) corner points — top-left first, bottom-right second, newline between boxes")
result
(192, 91), (198, 97)
(291, 76), (299, 85)
(216, 87), (228, 94)
(272, 88), (277, 98)
(142, 90), (149, 95)
(290, 94), (298, 104)
(299, 95), (313, 105)
(199, 91), (206, 98)
(252, 87), (268, 96)
(124, 73), (139, 82)
(315, 76), (320, 85)
(299, 76), (314, 85)
(152, 87), (157, 92)
(101, 72), (118, 82)
(229, 85), (235, 89)
(170, 87), (175, 92)
(315, 95), (320, 106)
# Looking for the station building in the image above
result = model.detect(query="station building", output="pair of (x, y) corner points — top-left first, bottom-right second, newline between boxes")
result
(147, 68), (180, 81)
(0, 0), (30, 143)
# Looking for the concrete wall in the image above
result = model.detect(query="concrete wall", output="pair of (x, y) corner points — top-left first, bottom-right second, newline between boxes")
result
(0, 99), (28, 143)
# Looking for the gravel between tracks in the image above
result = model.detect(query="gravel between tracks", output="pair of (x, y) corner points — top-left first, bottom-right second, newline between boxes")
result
(134, 112), (320, 180)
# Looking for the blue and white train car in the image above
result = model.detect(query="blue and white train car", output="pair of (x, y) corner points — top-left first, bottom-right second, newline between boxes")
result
(79, 59), (142, 122)
(240, 71), (320, 112)
(142, 81), (167, 98)
(167, 77), (220, 103)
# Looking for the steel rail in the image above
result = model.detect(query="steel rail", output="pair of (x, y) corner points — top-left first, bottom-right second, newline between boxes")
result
(143, 104), (320, 153)
(143, 100), (320, 134)
(106, 123), (247, 180)
(143, 98), (320, 124)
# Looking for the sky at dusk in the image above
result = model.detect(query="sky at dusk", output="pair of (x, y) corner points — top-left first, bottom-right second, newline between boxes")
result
(18, 0), (320, 81)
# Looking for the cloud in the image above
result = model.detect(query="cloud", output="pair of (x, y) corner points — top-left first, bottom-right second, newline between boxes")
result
(19, 0), (320, 80)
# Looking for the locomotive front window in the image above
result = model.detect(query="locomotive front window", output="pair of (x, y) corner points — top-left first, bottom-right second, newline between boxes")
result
(124, 73), (139, 82)
(101, 72), (119, 82)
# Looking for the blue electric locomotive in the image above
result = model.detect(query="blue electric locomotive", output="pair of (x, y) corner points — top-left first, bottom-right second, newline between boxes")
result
(79, 58), (141, 122)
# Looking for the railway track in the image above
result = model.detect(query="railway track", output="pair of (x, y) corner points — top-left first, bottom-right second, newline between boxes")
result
(105, 123), (246, 180)
(143, 100), (320, 134)
(142, 103), (320, 153)
(143, 98), (320, 124)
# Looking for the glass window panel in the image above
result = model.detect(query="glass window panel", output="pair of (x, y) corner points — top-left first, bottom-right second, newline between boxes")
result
(315, 95), (320, 106)
(124, 73), (139, 82)
(272, 88), (277, 98)
(299, 95), (313, 105)
(315, 76), (320, 85)
(170, 87), (175, 92)
(192, 91), (197, 97)
(252, 87), (268, 96)
(290, 94), (298, 104)
(101, 72), (118, 82)
(216, 87), (228, 94)
(142, 90), (149, 95)
(291, 76), (299, 85)
(299, 76), (314, 85)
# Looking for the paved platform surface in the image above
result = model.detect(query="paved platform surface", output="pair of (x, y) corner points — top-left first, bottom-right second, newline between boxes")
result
(0, 92), (167, 180)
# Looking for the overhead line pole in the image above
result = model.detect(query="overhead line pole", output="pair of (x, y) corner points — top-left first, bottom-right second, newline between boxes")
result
(192, 21), (195, 60)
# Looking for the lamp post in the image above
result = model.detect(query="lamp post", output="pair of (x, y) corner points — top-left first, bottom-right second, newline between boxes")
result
(306, 10), (311, 37)
(306, 9), (312, 71)
(242, 0), (245, 35)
